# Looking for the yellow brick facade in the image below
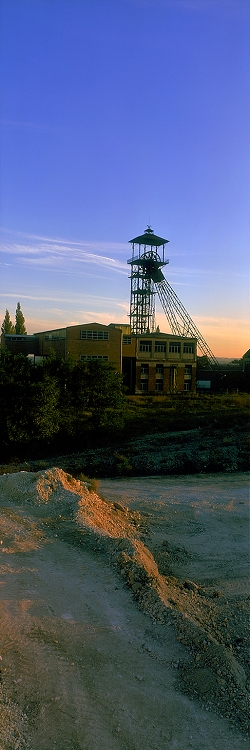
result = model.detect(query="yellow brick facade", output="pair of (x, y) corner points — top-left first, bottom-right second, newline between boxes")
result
(123, 332), (196, 394)
(35, 323), (122, 371)
(2, 324), (197, 393)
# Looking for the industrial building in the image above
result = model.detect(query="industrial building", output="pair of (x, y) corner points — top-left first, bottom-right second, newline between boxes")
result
(121, 329), (196, 394)
(5, 224), (235, 394)
(34, 322), (122, 372)
(2, 323), (197, 394)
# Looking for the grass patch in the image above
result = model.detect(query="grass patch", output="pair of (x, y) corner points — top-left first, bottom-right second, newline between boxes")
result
(122, 393), (250, 437)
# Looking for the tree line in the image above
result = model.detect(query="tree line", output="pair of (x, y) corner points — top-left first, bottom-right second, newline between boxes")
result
(0, 352), (126, 457)
(1, 303), (27, 335)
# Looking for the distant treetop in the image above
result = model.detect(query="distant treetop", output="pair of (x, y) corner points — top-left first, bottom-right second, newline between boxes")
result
(15, 302), (27, 335)
(1, 309), (15, 335)
(1, 304), (27, 336)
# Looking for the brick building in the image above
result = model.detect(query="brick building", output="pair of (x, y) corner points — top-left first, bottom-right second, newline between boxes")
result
(35, 322), (122, 372)
(121, 331), (196, 394)
(1, 322), (197, 394)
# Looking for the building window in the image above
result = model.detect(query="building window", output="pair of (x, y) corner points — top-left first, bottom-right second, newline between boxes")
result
(155, 341), (166, 353)
(169, 343), (180, 353)
(140, 341), (152, 352)
(183, 344), (194, 354)
(184, 365), (192, 379)
(156, 365), (164, 377)
(141, 380), (148, 391)
(80, 355), (109, 361)
(140, 365), (148, 377)
(155, 381), (163, 391)
(155, 365), (163, 391)
(81, 330), (109, 340)
(45, 332), (66, 341)
(123, 336), (132, 344)
(184, 382), (191, 391)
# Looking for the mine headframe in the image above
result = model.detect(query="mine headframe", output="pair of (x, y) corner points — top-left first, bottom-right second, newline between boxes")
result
(127, 225), (220, 370)
(127, 225), (169, 334)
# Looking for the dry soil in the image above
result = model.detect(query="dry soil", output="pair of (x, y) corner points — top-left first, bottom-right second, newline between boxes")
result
(0, 468), (249, 750)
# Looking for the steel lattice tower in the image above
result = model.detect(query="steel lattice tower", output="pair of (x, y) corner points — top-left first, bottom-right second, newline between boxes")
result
(128, 225), (220, 368)
(128, 225), (169, 334)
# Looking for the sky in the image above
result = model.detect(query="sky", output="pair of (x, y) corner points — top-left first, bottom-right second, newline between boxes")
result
(0, 0), (249, 358)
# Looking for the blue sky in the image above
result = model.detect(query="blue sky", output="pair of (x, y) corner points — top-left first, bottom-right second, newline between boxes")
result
(0, 0), (249, 357)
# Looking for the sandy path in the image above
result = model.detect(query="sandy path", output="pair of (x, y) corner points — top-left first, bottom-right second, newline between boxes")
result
(0, 469), (249, 750)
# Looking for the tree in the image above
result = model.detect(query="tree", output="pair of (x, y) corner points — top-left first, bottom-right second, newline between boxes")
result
(1, 309), (15, 335)
(31, 374), (60, 440)
(15, 302), (27, 334)
(0, 352), (33, 445)
(0, 352), (61, 447)
(0, 354), (127, 453)
(84, 360), (126, 429)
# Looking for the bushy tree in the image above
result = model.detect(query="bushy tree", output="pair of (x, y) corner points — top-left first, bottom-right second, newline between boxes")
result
(84, 360), (126, 429)
(0, 352), (33, 444)
(30, 374), (60, 440)
(0, 353), (127, 453)
(0, 352), (60, 447)
(36, 354), (76, 437)
(1, 309), (15, 335)
(15, 302), (27, 334)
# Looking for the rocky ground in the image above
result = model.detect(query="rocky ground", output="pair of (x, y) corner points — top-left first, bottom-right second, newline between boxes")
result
(0, 467), (249, 749)
(4, 424), (247, 478)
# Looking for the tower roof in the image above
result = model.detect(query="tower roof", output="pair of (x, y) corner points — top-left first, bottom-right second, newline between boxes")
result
(129, 225), (169, 247)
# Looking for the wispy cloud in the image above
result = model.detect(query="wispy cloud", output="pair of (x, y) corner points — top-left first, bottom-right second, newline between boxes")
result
(1, 230), (241, 281)
(0, 291), (127, 304)
(1, 226), (128, 250)
(0, 233), (129, 275)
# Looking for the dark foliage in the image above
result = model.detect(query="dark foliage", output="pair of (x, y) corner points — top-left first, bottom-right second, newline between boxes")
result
(1, 309), (15, 335)
(0, 352), (126, 457)
(15, 302), (27, 335)
(1, 303), (27, 335)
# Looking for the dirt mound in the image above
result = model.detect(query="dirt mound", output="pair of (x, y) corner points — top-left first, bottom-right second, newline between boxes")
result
(0, 468), (249, 741)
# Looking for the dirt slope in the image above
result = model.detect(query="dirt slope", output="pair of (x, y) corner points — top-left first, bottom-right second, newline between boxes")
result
(0, 468), (249, 750)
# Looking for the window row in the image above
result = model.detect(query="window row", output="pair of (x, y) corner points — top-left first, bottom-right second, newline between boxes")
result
(140, 365), (164, 378)
(140, 364), (192, 378)
(45, 333), (66, 341)
(140, 380), (191, 392)
(139, 341), (194, 354)
(81, 330), (109, 340)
